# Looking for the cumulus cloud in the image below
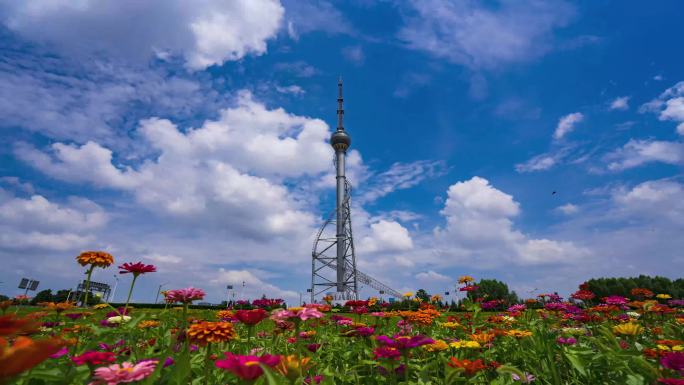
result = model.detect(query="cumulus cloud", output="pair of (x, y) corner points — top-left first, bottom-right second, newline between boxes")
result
(0, 0), (284, 70)
(0, 190), (106, 252)
(359, 220), (414, 254)
(609, 96), (630, 111)
(433, 177), (587, 265)
(415, 270), (450, 282)
(553, 112), (584, 140)
(398, 0), (575, 69)
(603, 139), (684, 171)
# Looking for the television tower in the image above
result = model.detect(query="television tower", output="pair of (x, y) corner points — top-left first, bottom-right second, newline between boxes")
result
(311, 79), (401, 303)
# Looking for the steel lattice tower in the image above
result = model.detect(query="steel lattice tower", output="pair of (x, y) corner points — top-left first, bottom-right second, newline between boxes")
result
(311, 79), (358, 302)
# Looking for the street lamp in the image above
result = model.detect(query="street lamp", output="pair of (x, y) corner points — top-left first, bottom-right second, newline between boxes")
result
(155, 283), (169, 304)
(110, 275), (119, 303)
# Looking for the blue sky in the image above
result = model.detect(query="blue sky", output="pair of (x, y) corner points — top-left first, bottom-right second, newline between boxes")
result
(1, 0), (683, 303)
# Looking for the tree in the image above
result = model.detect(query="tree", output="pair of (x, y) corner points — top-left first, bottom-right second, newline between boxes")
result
(52, 289), (72, 303)
(30, 289), (53, 305)
(415, 289), (430, 302)
(468, 279), (518, 304)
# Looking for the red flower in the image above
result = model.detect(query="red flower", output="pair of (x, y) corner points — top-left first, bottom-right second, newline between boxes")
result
(72, 351), (116, 366)
(119, 262), (156, 276)
(659, 379), (684, 385)
(235, 309), (268, 326)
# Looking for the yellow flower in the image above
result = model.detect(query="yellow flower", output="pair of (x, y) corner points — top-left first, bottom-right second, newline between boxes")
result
(423, 339), (449, 352)
(449, 340), (481, 349)
(657, 345), (684, 352)
(440, 321), (461, 329)
(458, 275), (474, 284)
(368, 297), (378, 306)
(431, 295), (442, 302)
(612, 322), (643, 336)
(656, 294), (672, 299)
(93, 304), (109, 310)
(506, 329), (532, 338)
(138, 320), (160, 329)
(403, 292), (414, 298)
(288, 307), (304, 312)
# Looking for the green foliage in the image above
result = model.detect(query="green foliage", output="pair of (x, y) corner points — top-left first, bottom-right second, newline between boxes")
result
(415, 289), (430, 302)
(468, 278), (519, 304)
(586, 275), (684, 298)
(30, 289), (53, 305)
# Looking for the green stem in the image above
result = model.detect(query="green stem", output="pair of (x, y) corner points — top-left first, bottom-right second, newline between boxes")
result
(203, 343), (212, 385)
(123, 274), (139, 315)
(82, 265), (95, 307)
(403, 353), (409, 382)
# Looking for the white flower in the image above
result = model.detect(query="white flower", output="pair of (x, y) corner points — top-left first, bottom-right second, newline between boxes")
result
(627, 311), (641, 319)
(107, 315), (132, 324)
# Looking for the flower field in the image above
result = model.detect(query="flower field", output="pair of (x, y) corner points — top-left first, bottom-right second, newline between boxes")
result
(1, 254), (684, 384)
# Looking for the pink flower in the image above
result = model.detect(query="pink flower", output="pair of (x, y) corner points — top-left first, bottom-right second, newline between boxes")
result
(298, 307), (323, 320)
(270, 308), (323, 321)
(215, 353), (281, 381)
(270, 309), (296, 321)
(661, 352), (684, 374)
(50, 347), (68, 359)
(373, 346), (401, 360)
(163, 288), (205, 304)
(88, 360), (157, 385)
(73, 351), (116, 366)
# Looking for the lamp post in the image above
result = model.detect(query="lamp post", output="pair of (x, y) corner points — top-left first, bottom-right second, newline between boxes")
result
(155, 283), (169, 304)
(110, 275), (119, 303)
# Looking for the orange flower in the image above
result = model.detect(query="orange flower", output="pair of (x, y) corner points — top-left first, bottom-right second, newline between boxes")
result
(76, 251), (114, 267)
(216, 310), (235, 320)
(187, 321), (237, 345)
(470, 332), (496, 344)
(0, 336), (64, 379)
(275, 355), (312, 381)
(448, 357), (486, 376)
(0, 315), (38, 337)
(40, 302), (76, 314)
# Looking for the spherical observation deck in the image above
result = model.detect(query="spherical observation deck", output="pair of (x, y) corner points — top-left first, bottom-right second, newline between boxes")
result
(330, 130), (351, 151)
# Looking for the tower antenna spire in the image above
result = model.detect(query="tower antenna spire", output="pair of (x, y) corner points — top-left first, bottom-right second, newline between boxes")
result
(337, 77), (344, 132)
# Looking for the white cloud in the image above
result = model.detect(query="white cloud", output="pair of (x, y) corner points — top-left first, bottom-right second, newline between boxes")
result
(211, 269), (299, 302)
(553, 112), (584, 140)
(603, 139), (684, 171)
(415, 270), (450, 282)
(1, 0), (284, 70)
(275, 85), (305, 95)
(609, 96), (630, 111)
(556, 203), (579, 215)
(0, 190), (105, 252)
(342, 45), (365, 65)
(641, 81), (684, 135)
(515, 154), (557, 172)
(360, 160), (447, 203)
(282, 0), (353, 39)
(359, 220), (414, 254)
(398, 0), (575, 69)
(433, 176), (587, 265)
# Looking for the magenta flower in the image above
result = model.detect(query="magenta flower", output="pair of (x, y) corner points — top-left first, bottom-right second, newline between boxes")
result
(118, 262), (156, 276)
(556, 337), (577, 345)
(373, 346), (401, 360)
(164, 287), (205, 304)
(659, 379), (684, 385)
(661, 352), (684, 374)
(89, 360), (157, 384)
(49, 347), (68, 359)
(72, 351), (116, 366)
(376, 335), (434, 351)
(603, 295), (628, 306)
(215, 353), (281, 381)
(298, 307), (324, 320)
(508, 304), (526, 313)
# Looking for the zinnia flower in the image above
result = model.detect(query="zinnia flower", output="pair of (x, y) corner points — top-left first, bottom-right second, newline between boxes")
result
(187, 321), (237, 345)
(235, 309), (268, 326)
(661, 352), (684, 374)
(376, 335), (434, 351)
(447, 358), (486, 376)
(106, 315), (132, 324)
(458, 275), (475, 284)
(276, 355), (313, 381)
(164, 288), (205, 304)
(118, 262), (156, 276)
(613, 322), (643, 336)
(373, 346), (401, 360)
(214, 353), (281, 381)
(89, 360), (157, 384)
(76, 251), (114, 267)
(0, 336), (65, 378)
(72, 351), (116, 366)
